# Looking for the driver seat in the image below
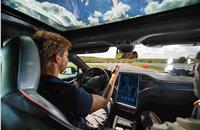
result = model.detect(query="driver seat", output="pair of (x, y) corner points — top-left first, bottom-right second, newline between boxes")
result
(1, 36), (79, 130)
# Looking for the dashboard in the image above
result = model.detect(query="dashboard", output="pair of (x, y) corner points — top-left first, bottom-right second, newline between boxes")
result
(116, 72), (194, 109)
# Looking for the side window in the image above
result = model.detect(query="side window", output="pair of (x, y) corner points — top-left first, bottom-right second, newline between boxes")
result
(58, 62), (78, 79)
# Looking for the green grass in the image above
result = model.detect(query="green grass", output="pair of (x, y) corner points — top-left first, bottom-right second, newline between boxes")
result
(88, 65), (108, 69)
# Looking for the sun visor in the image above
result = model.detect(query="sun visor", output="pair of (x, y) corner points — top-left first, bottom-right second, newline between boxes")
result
(71, 41), (110, 54)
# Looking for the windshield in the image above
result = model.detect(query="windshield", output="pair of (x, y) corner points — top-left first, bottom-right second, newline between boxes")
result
(79, 44), (200, 77)
(3, 0), (200, 31)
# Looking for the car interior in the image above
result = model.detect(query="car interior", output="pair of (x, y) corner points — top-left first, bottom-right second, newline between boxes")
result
(1, 1), (200, 130)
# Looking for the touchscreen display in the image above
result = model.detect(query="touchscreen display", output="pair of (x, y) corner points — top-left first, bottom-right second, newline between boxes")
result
(117, 73), (139, 107)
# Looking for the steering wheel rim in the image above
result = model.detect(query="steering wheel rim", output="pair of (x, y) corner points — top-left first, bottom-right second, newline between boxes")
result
(81, 67), (109, 95)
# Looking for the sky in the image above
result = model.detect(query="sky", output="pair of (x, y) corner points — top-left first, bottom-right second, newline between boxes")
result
(4, 0), (200, 28)
(38, 0), (200, 26)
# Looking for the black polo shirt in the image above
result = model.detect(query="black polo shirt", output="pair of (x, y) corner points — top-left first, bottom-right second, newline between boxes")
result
(38, 75), (93, 128)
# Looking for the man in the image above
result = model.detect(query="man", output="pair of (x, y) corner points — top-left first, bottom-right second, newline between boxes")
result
(142, 51), (200, 130)
(33, 30), (120, 129)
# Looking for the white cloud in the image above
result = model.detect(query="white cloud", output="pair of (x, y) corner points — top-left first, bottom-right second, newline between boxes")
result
(94, 11), (103, 17)
(81, 0), (89, 6)
(7, 0), (130, 28)
(88, 1), (130, 25)
(87, 10), (102, 25)
(7, 0), (85, 29)
(133, 14), (142, 18)
(103, 2), (130, 22)
(41, 2), (85, 26)
(85, 0), (89, 6)
(87, 1), (130, 25)
(144, 0), (200, 14)
(87, 16), (100, 25)
(112, 0), (119, 7)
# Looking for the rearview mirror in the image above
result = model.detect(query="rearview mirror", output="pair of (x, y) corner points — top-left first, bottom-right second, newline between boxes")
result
(116, 40), (135, 53)
(115, 40), (137, 59)
(116, 50), (138, 59)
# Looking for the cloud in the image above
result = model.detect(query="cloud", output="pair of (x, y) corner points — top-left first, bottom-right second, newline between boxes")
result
(103, 1), (130, 22)
(81, 0), (89, 6)
(40, 2), (85, 26)
(87, 1), (130, 26)
(4, 0), (85, 30)
(87, 16), (100, 25)
(87, 10), (103, 25)
(144, 0), (200, 14)
(94, 11), (103, 17)
(6, 0), (130, 28)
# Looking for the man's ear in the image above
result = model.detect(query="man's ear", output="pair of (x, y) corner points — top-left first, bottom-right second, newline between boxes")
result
(55, 53), (61, 63)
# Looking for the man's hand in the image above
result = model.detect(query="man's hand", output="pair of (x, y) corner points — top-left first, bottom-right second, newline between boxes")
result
(111, 65), (120, 79)
(91, 65), (120, 113)
(194, 99), (200, 107)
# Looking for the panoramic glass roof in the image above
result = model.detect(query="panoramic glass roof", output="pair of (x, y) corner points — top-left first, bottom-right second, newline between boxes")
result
(3, 0), (200, 31)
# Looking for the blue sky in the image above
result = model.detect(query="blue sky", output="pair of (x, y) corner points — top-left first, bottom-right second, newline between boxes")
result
(37, 0), (147, 24)
(35, 0), (200, 26)
(4, 0), (200, 28)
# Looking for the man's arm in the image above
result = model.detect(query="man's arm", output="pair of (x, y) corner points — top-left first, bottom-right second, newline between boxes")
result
(90, 65), (119, 113)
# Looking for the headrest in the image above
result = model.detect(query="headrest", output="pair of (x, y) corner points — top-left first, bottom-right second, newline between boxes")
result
(2, 36), (40, 97)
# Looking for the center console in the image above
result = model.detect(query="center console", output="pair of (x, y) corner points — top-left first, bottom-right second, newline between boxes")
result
(112, 72), (140, 129)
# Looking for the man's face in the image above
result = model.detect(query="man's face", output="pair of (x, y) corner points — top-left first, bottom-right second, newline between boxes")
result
(59, 50), (69, 72)
(193, 59), (200, 97)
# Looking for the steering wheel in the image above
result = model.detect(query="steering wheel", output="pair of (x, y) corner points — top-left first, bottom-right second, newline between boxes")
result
(81, 67), (110, 95)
